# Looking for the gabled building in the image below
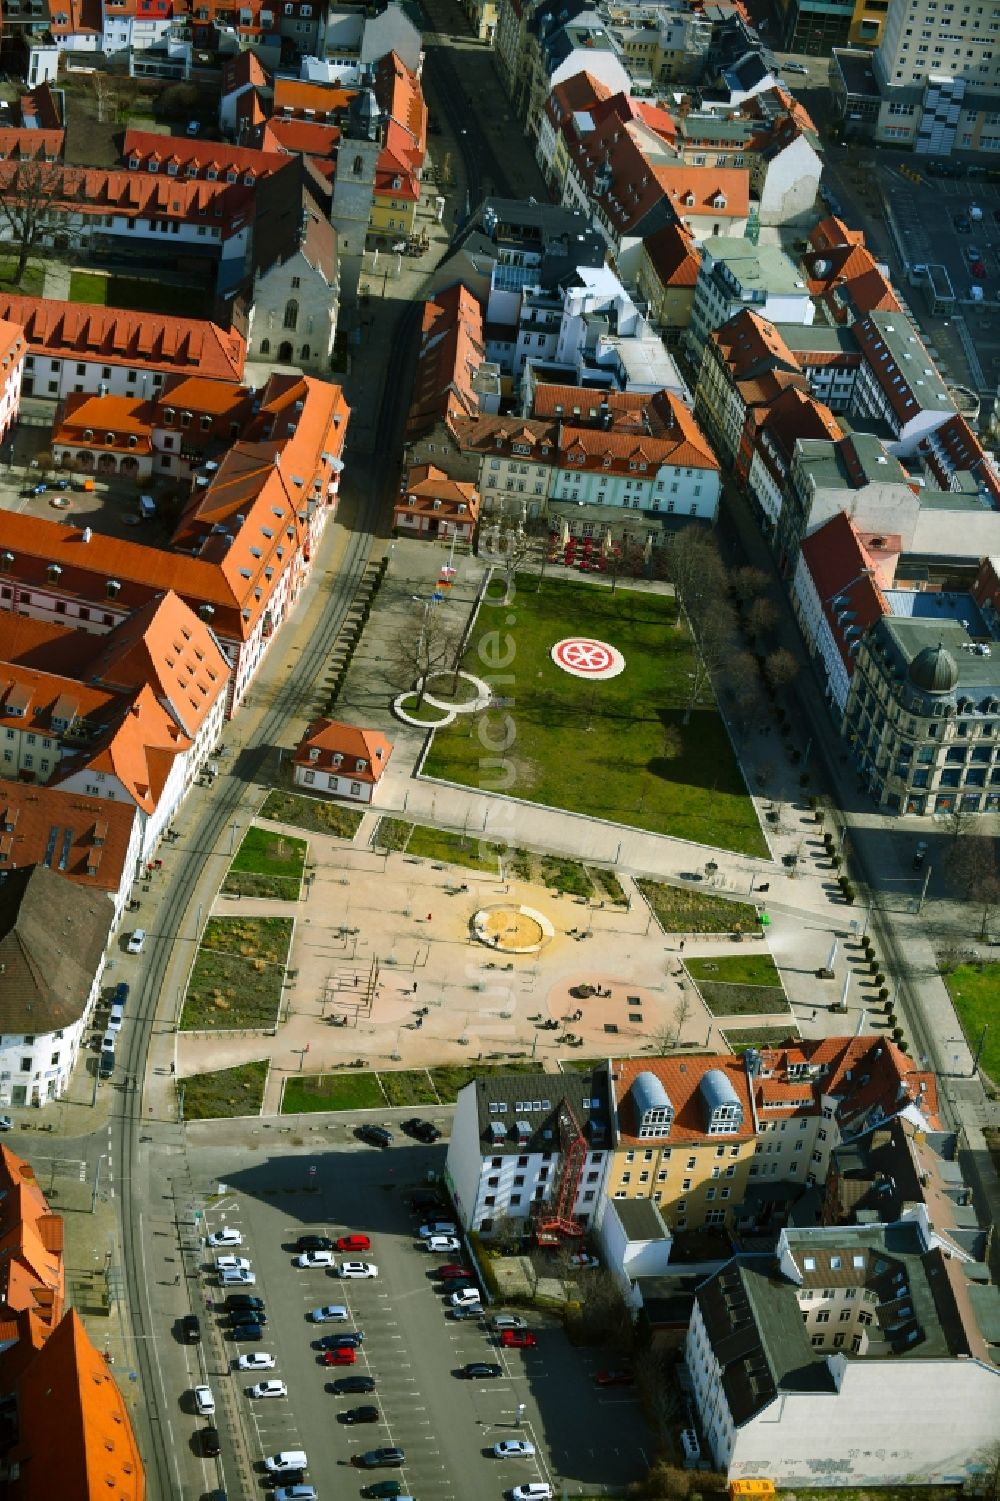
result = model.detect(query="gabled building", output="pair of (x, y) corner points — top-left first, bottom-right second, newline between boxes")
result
(394, 463), (480, 541)
(686, 1220), (1000, 1485)
(745, 385), (843, 529)
(0, 865), (113, 1107)
(0, 784), (140, 930)
(406, 284), (490, 440)
(247, 202), (339, 372)
(446, 1067), (614, 1237)
(850, 311), (955, 458)
(686, 237), (815, 369)
(293, 718), (393, 803)
(634, 221), (701, 344)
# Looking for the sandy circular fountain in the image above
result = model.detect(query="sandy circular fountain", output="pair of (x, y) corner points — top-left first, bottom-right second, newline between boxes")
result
(472, 903), (554, 954)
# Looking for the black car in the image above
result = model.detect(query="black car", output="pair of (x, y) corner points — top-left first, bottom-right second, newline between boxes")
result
(228, 1308), (268, 1326)
(341, 1405), (380, 1425)
(401, 1118), (441, 1143)
(409, 1190), (446, 1214)
(440, 1278), (475, 1295)
(331, 1375), (377, 1395)
(318, 1333), (364, 1350)
(266, 1470), (306, 1489)
(355, 1124), (393, 1149)
(227, 1322), (265, 1341)
(354, 1447), (405, 1469)
(182, 1314), (201, 1343)
(296, 1234), (335, 1252)
(200, 1426), (221, 1458)
(224, 1294), (264, 1312)
(463, 1362), (502, 1379)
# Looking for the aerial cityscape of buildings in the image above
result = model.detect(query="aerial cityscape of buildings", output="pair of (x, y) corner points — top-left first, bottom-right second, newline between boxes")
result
(0, 0), (999, 1494)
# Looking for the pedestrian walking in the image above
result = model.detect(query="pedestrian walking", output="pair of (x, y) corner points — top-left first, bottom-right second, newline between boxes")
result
(679, 939), (685, 953)
(413, 982), (418, 994)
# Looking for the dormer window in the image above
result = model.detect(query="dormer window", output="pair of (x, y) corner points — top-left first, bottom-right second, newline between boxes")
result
(128, 155), (140, 169)
(356, 759), (367, 772)
(333, 752), (343, 766)
(148, 160), (159, 173)
(308, 746), (320, 762)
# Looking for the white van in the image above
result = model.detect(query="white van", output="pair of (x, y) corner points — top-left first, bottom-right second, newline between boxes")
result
(101, 1029), (117, 1054)
(138, 495), (156, 520)
(108, 1003), (125, 1031)
(265, 1450), (308, 1474)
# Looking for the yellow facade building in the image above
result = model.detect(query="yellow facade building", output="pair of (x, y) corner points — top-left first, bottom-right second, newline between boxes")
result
(608, 1056), (758, 1231)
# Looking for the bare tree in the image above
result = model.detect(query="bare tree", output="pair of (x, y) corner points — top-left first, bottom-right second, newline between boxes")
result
(392, 610), (462, 710)
(974, 1439), (1000, 1501)
(747, 595), (780, 643)
(730, 564), (771, 603)
(944, 804), (978, 842)
(722, 649), (765, 738)
(661, 723), (684, 761)
(764, 647), (800, 694)
(944, 833), (1000, 938)
(482, 512), (532, 605)
(0, 160), (65, 285)
(663, 529), (738, 720)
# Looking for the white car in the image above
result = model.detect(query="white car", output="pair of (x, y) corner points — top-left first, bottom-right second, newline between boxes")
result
(295, 1250), (335, 1269)
(569, 1252), (599, 1269)
(126, 928), (146, 954)
(215, 1255), (251, 1273)
(450, 1288), (482, 1308)
(425, 1236), (461, 1254)
(248, 1380), (288, 1400)
(512, 1487), (553, 1501)
(336, 1262), (377, 1279)
(208, 1227), (243, 1248)
(494, 1440), (535, 1459)
(219, 1268), (256, 1286)
(237, 1352), (275, 1371)
(419, 1222), (456, 1238)
(193, 1385), (215, 1416)
(265, 1451), (308, 1474)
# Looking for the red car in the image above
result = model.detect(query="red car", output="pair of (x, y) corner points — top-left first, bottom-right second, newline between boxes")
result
(336, 1234), (372, 1253)
(595, 1368), (634, 1387)
(322, 1347), (357, 1366)
(436, 1265), (472, 1281)
(500, 1330), (537, 1349)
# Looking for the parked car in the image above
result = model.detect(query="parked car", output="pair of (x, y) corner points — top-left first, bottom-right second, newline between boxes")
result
(440, 1278), (477, 1295)
(322, 1346), (357, 1366)
(113, 981), (130, 1005)
(408, 1190), (446, 1214)
(335, 1234), (371, 1252)
(296, 1235), (335, 1252)
(419, 1221), (457, 1239)
(248, 1380), (288, 1400)
(186, 119), (201, 135)
(208, 1227), (243, 1248)
(216, 1255), (251, 1272)
(782, 59), (808, 72)
(449, 1304), (482, 1321)
(569, 1252), (599, 1268)
(450, 1288), (482, 1308)
(238, 1352), (275, 1370)
(401, 1118), (441, 1142)
(309, 1305), (349, 1322)
(321, 1331), (364, 1349)
(193, 1385), (215, 1416)
(500, 1329), (537, 1349)
(331, 1375), (377, 1394)
(295, 1250), (335, 1269)
(361, 1484), (403, 1499)
(494, 1440), (535, 1458)
(340, 1405), (380, 1424)
(126, 928), (146, 953)
(436, 1263), (470, 1280)
(972, 259), (987, 277)
(200, 1426), (221, 1458)
(954, 213), (972, 233)
(463, 1362), (502, 1378)
(99, 1049), (115, 1080)
(511, 1486), (554, 1501)
(0, 1116), (12, 1132)
(354, 1448), (405, 1469)
(355, 1124), (393, 1149)
(181, 1314), (201, 1343)
(425, 1236), (461, 1254)
(227, 1322), (265, 1341)
(225, 1294), (264, 1312)
(219, 1268), (256, 1286)
(274, 1488), (317, 1501)
(336, 1262), (378, 1279)
(594, 1367), (635, 1387)
(265, 1451), (309, 1474)
(488, 1314), (527, 1331)
(227, 1308), (267, 1326)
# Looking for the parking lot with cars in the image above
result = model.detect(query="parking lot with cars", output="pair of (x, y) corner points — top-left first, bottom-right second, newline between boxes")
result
(172, 1134), (650, 1501)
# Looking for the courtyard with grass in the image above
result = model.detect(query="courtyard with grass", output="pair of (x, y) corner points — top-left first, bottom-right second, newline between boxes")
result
(372, 817), (506, 873)
(944, 961), (1000, 1081)
(222, 824), (307, 901)
(181, 1060), (269, 1120)
(180, 916), (293, 1031)
(422, 577), (765, 854)
(637, 878), (761, 934)
(68, 269), (210, 317)
(260, 789), (363, 841)
(686, 952), (790, 1018)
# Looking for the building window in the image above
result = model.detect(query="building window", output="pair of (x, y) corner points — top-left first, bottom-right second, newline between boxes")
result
(283, 298), (299, 330)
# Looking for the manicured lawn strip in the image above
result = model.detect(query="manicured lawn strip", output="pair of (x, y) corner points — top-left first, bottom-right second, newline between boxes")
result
(397, 694), (451, 724)
(373, 817), (412, 851)
(68, 271), (110, 304)
(722, 1027), (801, 1053)
(0, 259), (45, 297)
(68, 269), (209, 316)
(559, 1057), (609, 1073)
(199, 916), (294, 965)
(429, 1060), (549, 1103)
(423, 577), (765, 855)
(697, 981), (790, 1017)
(944, 962), (1000, 1080)
(686, 953), (781, 987)
(405, 823), (505, 873)
(229, 825), (308, 879)
(260, 790), (363, 840)
(282, 1071), (386, 1113)
(638, 879), (761, 934)
(380, 1070), (440, 1106)
(182, 1061), (268, 1120)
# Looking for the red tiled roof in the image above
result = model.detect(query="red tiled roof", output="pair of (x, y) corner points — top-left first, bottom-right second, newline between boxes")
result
(293, 718), (392, 783)
(919, 412), (1000, 507)
(0, 782), (137, 894)
(614, 1055), (756, 1146)
(0, 127), (64, 158)
(642, 221), (701, 288)
(397, 462), (480, 524)
(798, 512), (892, 675)
(406, 285), (486, 439)
(0, 160), (260, 234)
(0, 294), (245, 382)
(122, 127), (286, 179)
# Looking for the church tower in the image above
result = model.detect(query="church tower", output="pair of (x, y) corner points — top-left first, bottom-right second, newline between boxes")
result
(331, 79), (383, 312)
